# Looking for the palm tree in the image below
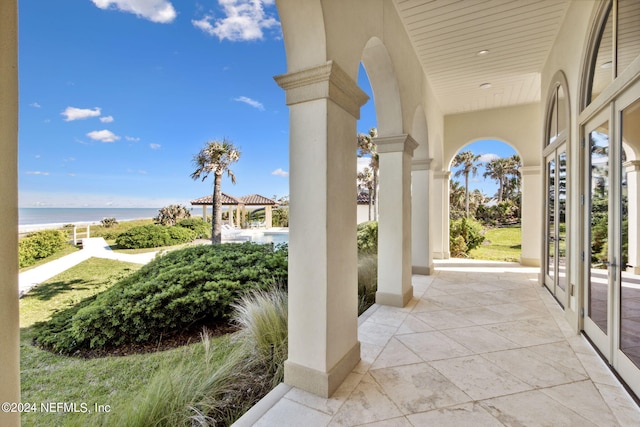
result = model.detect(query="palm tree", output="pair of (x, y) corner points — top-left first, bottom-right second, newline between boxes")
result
(483, 157), (510, 202)
(452, 151), (481, 217)
(357, 128), (378, 220)
(191, 139), (241, 244)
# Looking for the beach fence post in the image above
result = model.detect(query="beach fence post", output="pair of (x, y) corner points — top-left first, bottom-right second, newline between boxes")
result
(73, 226), (78, 246)
(87, 225), (90, 239)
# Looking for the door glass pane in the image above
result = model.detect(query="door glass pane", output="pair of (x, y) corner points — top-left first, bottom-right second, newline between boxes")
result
(547, 158), (556, 282)
(558, 151), (567, 292)
(589, 123), (610, 333)
(589, 4), (613, 103)
(617, 0), (640, 77)
(620, 98), (640, 367)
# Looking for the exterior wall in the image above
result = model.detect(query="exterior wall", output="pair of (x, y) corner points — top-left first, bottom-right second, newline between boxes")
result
(357, 204), (371, 224)
(444, 104), (543, 266)
(541, 0), (599, 331)
(0, 1), (20, 426)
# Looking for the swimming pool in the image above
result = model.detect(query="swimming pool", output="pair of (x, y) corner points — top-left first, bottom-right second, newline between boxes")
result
(222, 228), (289, 245)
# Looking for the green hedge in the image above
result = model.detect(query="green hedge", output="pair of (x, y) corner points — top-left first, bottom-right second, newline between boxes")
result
(176, 218), (211, 239)
(114, 224), (196, 249)
(32, 243), (288, 354)
(19, 230), (68, 268)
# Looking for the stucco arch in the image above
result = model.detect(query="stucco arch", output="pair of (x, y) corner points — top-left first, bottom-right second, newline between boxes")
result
(444, 104), (541, 168)
(276, 0), (327, 73)
(447, 138), (522, 171)
(411, 105), (429, 160)
(361, 37), (403, 137)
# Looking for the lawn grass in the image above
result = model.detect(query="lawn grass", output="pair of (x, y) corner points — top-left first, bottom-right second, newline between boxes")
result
(19, 257), (231, 427)
(468, 226), (522, 262)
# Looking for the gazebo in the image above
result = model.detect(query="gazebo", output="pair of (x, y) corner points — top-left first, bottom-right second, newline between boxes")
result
(190, 192), (243, 227)
(239, 194), (279, 228)
(190, 193), (278, 228)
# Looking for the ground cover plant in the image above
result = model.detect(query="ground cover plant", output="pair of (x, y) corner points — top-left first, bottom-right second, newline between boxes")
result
(32, 243), (288, 354)
(469, 226), (522, 262)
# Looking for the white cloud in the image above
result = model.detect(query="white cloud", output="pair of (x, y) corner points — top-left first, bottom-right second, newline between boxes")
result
(26, 171), (50, 176)
(100, 115), (114, 123)
(357, 156), (372, 173)
(192, 0), (280, 41)
(30, 102), (41, 108)
(125, 136), (141, 142)
(61, 106), (101, 121)
(234, 96), (264, 110)
(478, 153), (500, 163)
(87, 129), (121, 143)
(271, 168), (288, 177)
(91, 0), (177, 23)
(149, 143), (161, 150)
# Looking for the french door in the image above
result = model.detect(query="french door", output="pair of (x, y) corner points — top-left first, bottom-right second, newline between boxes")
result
(584, 83), (640, 397)
(545, 145), (568, 305)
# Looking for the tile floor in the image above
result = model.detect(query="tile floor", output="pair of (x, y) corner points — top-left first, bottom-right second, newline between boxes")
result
(235, 260), (640, 426)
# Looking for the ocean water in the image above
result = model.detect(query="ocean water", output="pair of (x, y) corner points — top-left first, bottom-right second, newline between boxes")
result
(19, 208), (170, 227)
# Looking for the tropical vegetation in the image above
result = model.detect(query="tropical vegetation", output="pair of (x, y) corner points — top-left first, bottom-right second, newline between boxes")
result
(449, 150), (523, 258)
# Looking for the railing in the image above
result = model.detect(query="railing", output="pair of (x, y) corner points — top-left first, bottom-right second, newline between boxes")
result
(68, 225), (90, 246)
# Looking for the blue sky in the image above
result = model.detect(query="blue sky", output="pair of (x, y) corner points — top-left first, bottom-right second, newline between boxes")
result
(18, 0), (337, 208)
(450, 140), (518, 199)
(18, 0), (506, 208)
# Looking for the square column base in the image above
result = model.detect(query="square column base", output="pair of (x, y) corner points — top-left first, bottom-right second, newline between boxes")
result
(376, 286), (413, 307)
(412, 264), (434, 275)
(284, 341), (361, 398)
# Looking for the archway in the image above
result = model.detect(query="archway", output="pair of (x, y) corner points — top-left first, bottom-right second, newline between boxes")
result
(448, 140), (522, 261)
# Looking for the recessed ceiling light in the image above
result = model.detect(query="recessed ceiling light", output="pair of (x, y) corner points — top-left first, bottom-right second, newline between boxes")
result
(477, 50), (490, 56)
(601, 61), (612, 69)
(479, 83), (492, 89)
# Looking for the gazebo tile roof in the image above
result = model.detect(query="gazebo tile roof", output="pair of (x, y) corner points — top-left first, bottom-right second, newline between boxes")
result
(190, 192), (242, 205)
(239, 194), (278, 205)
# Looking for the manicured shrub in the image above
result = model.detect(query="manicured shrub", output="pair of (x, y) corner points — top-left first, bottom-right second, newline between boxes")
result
(357, 221), (378, 254)
(19, 229), (68, 268)
(32, 243), (288, 353)
(450, 217), (485, 257)
(176, 218), (211, 239)
(114, 224), (196, 249)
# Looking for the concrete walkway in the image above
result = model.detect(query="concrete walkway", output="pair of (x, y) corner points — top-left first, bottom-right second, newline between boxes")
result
(235, 260), (640, 427)
(19, 238), (157, 297)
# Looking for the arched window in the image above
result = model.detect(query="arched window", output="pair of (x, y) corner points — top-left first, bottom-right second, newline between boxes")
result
(547, 84), (568, 146)
(585, 0), (640, 107)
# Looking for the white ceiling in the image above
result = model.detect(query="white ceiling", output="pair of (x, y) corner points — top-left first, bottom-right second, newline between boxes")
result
(392, 0), (571, 115)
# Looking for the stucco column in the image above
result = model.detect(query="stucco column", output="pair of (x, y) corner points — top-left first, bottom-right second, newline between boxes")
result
(376, 135), (418, 307)
(275, 60), (369, 397)
(432, 170), (451, 259)
(201, 205), (207, 221)
(521, 166), (542, 266)
(0, 1), (20, 426)
(625, 161), (640, 274)
(265, 205), (272, 228)
(228, 207), (234, 226)
(412, 159), (434, 275)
